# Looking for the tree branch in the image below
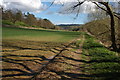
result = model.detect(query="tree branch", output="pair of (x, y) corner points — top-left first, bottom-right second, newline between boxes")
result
(113, 12), (120, 15)
(44, 0), (56, 11)
(72, 1), (85, 9)
(114, 14), (120, 19)
(93, 2), (108, 12)
(93, 2), (120, 20)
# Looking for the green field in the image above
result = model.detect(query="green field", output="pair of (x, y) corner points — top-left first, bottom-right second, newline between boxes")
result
(2, 27), (81, 42)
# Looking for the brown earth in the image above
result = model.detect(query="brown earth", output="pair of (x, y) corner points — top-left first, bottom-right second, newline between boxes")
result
(2, 35), (90, 80)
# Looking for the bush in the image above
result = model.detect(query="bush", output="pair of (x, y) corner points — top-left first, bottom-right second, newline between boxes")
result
(15, 21), (29, 27)
(2, 20), (13, 25)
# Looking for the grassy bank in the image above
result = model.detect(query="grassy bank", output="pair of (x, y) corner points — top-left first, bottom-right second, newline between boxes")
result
(82, 33), (120, 80)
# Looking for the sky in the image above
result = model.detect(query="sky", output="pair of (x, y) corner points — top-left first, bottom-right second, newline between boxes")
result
(31, 2), (89, 24)
(1, 0), (120, 24)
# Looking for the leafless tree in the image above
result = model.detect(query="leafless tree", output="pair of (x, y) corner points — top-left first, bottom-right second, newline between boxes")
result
(52, 0), (120, 51)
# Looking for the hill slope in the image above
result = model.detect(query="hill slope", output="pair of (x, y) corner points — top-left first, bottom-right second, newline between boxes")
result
(83, 18), (120, 48)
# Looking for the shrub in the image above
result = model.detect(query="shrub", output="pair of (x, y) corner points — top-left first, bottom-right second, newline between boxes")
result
(2, 20), (13, 25)
(15, 21), (29, 27)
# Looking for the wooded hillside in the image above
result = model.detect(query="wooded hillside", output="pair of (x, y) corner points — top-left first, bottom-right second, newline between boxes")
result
(83, 18), (120, 49)
(2, 9), (57, 29)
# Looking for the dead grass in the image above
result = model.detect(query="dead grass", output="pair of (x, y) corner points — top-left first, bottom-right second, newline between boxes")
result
(83, 17), (120, 47)
(2, 39), (65, 79)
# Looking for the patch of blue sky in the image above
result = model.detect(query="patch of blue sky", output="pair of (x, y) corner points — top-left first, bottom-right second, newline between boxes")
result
(31, 2), (88, 24)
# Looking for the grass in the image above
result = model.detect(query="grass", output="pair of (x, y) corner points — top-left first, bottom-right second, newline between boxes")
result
(2, 27), (81, 42)
(82, 33), (120, 80)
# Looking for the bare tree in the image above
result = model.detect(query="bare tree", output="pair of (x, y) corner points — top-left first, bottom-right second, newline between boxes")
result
(93, 2), (119, 51)
(87, 9), (109, 22)
(54, 0), (120, 51)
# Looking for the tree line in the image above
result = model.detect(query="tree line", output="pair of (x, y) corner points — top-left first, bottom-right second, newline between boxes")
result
(2, 9), (58, 29)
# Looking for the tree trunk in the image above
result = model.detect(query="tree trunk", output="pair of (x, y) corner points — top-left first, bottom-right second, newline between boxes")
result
(100, 2), (117, 51)
(109, 11), (117, 51)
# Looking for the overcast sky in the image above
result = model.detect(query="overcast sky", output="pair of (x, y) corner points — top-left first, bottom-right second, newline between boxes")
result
(1, 0), (120, 24)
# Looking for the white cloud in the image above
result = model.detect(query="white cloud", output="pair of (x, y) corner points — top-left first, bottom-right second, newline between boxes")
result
(1, 0), (119, 14)
(54, 0), (78, 4)
(2, 0), (44, 13)
(54, 0), (120, 3)
(56, 0), (97, 14)
(53, 0), (120, 14)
